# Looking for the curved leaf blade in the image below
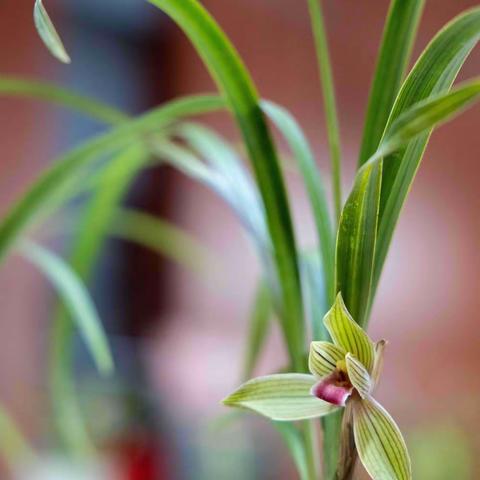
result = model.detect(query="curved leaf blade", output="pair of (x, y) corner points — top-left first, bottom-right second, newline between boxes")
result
(19, 240), (113, 375)
(0, 95), (224, 264)
(242, 281), (272, 381)
(261, 101), (334, 306)
(148, 0), (305, 371)
(111, 208), (210, 273)
(377, 79), (480, 159)
(0, 77), (126, 125)
(358, 0), (425, 166)
(33, 0), (71, 64)
(373, 7), (480, 296)
(335, 161), (382, 328)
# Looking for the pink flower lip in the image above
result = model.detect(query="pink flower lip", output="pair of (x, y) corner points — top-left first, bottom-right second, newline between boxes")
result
(311, 370), (353, 406)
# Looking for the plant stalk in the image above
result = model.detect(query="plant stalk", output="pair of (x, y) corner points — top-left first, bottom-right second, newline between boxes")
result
(307, 0), (343, 223)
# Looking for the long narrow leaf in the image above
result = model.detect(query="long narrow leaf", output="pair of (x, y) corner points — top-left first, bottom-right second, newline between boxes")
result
(175, 123), (268, 249)
(49, 145), (146, 455)
(148, 0), (305, 371)
(242, 281), (272, 381)
(33, 0), (71, 64)
(306, 0), (343, 221)
(0, 77), (127, 125)
(19, 240), (113, 375)
(375, 79), (480, 160)
(111, 208), (210, 273)
(0, 95), (224, 263)
(335, 161), (382, 327)
(358, 0), (425, 166)
(373, 7), (480, 296)
(261, 101), (334, 306)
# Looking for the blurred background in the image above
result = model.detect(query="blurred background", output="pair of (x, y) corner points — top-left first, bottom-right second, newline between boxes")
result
(0, 0), (479, 478)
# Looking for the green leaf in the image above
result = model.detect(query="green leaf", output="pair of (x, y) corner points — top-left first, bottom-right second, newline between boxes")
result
(111, 208), (210, 274)
(353, 397), (411, 480)
(358, 0), (425, 166)
(335, 158), (382, 328)
(223, 374), (336, 421)
(0, 77), (127, 125)
(309, 341), (344, 378)
(261, 101), (334, 305)
(0, 404), (35, 470)
(175, 123), (268, 250)
(345, 353), (371, 399)
(242, 281), (272, 381)
(306, 0), (343, 221)
(33, 0), (71, 64)
(19, 240), (113, 375)
(323, 294), (374, 371)
(299, 248), (329, 341)
(49, 145), (146, 456)
(274, 422), (310, 480)
(0, 95), (224, 264)
(375, 79), (480, 159)
(373, 7), (480, 298)
(147, 0), (305, 372)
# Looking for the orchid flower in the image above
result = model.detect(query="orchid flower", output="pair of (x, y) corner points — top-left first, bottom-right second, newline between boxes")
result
(223, 293), (411, 480)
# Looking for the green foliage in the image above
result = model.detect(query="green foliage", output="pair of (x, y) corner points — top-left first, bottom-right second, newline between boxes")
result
(19, 240), (113, 376)
(358, 0), (425, 166)
(0, 1), (479, 479)
(33, 0), (71, 64)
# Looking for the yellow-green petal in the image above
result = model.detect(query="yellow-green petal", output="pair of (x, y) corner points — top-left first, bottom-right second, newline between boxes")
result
(309, 341), (345, 378)
(353, 397), (411, 480)
(345, 353), (371, 398)
(223, 374), (337, 421)
(323, 293), (375, 371)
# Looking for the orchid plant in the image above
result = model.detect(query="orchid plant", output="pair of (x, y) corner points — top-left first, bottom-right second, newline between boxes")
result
(0, 0), (478, 479)
(224, 294), (409, 480)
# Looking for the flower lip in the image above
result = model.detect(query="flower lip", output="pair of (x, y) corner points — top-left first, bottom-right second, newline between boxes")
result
(310, 369), (353, 406)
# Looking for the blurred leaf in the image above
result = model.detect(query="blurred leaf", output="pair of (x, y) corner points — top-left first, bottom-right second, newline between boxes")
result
(373, 7), (480, 298)
(0, 404), (34, 471)
(49, 145), (145, 456)
(0, 95), (224, 264)
(299, 249), (328, 341)
(176, 123), (268, 249)
(262, 101), (334, 306)
(33, 0), (71, 64)
(19, 240), (113, 376)
(358, 0), (425, 166)
(111, 208), (210, 273)
(409, 425), (473, 479)
(306, 0), (342, 220)
(274, 422), (309, 480)
(223, 374), (337, 421)
(0, 77), (127, 124)
(335, 160), (382, 327)
(242, 281), (272, 381)
(148, 0), (305, 372)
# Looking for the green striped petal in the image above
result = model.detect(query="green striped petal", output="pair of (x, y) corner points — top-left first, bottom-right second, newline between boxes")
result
(345, 353), (371, 398)
(223, 374), (337, 421)
(353, 397), (411, 480)
(323, 293), (375, 372)
(309, 341), (345, 378)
